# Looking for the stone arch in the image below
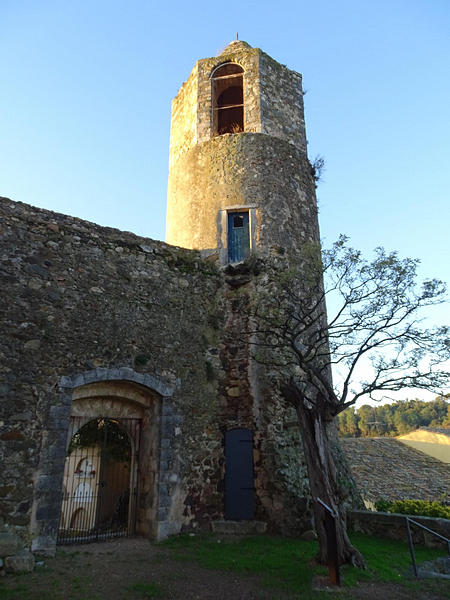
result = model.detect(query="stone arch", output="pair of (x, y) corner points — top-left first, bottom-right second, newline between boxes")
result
(31, 367), (176, 555)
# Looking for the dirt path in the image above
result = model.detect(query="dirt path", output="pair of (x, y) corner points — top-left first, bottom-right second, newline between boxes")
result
(0, 538), (448, 600)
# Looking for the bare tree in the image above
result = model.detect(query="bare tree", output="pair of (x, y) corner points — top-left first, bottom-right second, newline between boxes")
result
(251, 236), (449, 568)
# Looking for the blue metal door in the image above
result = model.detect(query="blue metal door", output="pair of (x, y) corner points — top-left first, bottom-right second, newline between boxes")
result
(227, 212), (250, 262)
(225, 428), (255, 520)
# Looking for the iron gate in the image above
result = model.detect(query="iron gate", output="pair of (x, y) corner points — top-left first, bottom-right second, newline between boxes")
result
(57, 416), (141, 545)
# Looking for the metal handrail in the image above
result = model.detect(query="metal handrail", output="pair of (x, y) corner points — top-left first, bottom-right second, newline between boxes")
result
(405, 516), (450, 577)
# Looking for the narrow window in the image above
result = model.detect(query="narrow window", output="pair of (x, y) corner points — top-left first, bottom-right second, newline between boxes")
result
(233, 215), (244, 228)
(211, 63), (244, 136)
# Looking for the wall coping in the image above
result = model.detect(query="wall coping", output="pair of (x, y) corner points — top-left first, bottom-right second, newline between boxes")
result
(348, 509), (450, 549)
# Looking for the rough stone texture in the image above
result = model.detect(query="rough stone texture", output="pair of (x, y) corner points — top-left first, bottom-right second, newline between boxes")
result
(340, 438), (450, 505)
(348, 509), (450, 550)
(0, 41), (357, 557)
(418, 556), (450, 579)
(211, 520), (267, 535)
(166, 40), (314, 258)
(169, 62), (199, 166)
(0, 196), (221, 551)
(0, 196), (315, 554)
(167, 133), (318, 257)
(4, 549), (35, 573)
(166, 40), (324, 544)
(259, 50), (306, 151)
(0, 532), (22, 557)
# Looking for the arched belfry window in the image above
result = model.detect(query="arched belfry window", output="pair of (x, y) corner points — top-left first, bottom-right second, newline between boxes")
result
(211, 63), (244, 136)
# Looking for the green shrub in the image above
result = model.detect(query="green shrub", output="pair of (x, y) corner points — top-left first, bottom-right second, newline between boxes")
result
(375, 499), (450, 519)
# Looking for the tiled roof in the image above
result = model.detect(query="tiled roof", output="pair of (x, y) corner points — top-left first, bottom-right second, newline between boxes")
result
(340, 437), (450, 503)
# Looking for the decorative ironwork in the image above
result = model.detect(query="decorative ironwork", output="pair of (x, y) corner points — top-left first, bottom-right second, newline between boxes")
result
(57, 416), (141, 545)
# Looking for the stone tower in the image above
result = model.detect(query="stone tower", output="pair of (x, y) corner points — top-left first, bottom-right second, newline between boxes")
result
(166, 40), (320, 263)
(165, 41), (324, 535)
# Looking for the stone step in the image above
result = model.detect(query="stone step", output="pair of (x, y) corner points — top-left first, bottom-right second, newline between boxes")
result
(418, 556), (450, 579)
(210, 520), (267, 535)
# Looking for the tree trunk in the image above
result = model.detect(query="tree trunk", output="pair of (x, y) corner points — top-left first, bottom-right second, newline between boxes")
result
(283, 383), (366, 568)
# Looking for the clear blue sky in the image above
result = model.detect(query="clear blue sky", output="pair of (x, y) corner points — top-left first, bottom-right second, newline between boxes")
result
(1, 1), (449, 341)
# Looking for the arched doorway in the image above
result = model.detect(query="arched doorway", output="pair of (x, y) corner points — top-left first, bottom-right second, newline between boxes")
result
(57, 378), (162, 545)
(58, 416), (138, 544)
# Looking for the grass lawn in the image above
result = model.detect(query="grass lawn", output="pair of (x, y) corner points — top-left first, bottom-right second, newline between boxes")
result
(0, 532), (448, 599)
(162, 531), (448, 595)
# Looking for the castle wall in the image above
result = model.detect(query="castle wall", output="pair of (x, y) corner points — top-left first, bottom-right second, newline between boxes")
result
(0, 197), (312, 553)
(0, 196), (222, 549)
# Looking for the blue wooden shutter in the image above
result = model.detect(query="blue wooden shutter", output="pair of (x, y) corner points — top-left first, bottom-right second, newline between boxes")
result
(227, 212), (250, 262)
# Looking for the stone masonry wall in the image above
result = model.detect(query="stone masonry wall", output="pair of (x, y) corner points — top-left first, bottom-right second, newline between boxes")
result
(0, 196), (317, 551)
(168, 62), (199, 169)
(167, 132), (319, 256)
(0, 196), (224, 548)
(348, 509), (450, 550)
(259, 51), (306, 152)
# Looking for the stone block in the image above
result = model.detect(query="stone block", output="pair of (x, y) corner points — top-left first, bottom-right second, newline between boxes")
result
(83, 370), (99, 383)
(157, 508), (169, 521)
(161, 401), (174, 417)
(0, 384), (10, 396)
(156, 521), (170, 541)
(5, 549), (35, 573)
(31, 534), (57, 556)
(35, 474), (63, 492)
(161, 422), (174, 436)
(117, 367), (135, 380)
(159, 448), (173, 462)
(59, 375), (74, 388)
(35, 504), (59, 521)
(300, 529), (317, 541)
(49, 405), (70, 420)
(211, 520), (267, 535)
(0, 532), (22, 556)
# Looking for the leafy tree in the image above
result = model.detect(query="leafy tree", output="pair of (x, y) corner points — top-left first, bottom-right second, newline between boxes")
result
(251, 236), (449, 568)
(337, 408), (360, 436)
(338, 396), (450, 437)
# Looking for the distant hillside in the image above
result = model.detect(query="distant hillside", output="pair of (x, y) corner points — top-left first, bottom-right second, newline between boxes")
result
(338, 397), (449, 438)
(340, 438), (450, 506)
(398, 428), (450, 463)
